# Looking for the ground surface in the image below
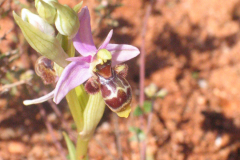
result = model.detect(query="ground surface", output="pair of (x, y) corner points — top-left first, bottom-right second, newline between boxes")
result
(1, 0), (240, 159)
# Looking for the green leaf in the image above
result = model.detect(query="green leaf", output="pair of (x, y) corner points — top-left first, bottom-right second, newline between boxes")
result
(192, 71), (199, 79)
(129, 127), (146, 141)
(143, 101), (152, 113)
(80, 92), (105, 140)
(73, 1), (83, 13)
(133, 105), (143, 116)
(71, 123), (77, 130)
(129, 126), (141, 133)
(62, 132), (76, 160)
(156, 88), (168, 99)
(75, 85), (89, 110)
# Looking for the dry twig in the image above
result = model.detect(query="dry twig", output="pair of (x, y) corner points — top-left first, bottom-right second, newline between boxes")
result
(0, 28), (13, 43)
(94, 137), (116, 160)
(38, 104), (67, 160)
(47, 99), (77, 141)
(0, 80), (30, 94)
(139, 0), (154, 159)
(113, 113), (123, 160)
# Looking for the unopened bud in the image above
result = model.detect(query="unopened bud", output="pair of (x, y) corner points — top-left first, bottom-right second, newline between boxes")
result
(13, 11), (68, 67)
(73, 1), (83, 13)
(35, 0), (57, 24)
(21, 8), (55, 36)
(144, 83), (158, 98)
(156, 88), (168, 99)
(50, 2), (80, 38)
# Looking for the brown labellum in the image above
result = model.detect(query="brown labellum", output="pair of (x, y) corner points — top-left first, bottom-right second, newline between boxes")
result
(86, 60), (132, 113)
(35, 56), (57, 84)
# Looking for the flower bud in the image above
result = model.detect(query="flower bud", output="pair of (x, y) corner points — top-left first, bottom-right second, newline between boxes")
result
(73, 1), (83, 13)
(156, 88), (168, 99)
(13, 11), (68, 67)
(35, 0), (57, 24)
(144, 83), (158, 98)
(50, 2), (80, 38)
(21, 8), (55, 36)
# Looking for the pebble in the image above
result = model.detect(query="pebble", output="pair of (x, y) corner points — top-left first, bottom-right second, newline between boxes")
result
(28, 145), (43, 158)
(198, 79), (208, 89)
(0, 128), (16, 140)
(8, 142), (26, 154)
(47, 113), (57, 123)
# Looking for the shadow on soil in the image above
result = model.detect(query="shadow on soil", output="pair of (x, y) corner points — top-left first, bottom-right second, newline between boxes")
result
(201, 111), (240, 160)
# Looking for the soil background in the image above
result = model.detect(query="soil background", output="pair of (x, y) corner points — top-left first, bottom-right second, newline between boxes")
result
(1, 0), (240, 159)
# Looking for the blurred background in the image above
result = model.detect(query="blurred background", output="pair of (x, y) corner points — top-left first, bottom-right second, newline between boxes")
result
(1, 0), (240, 159)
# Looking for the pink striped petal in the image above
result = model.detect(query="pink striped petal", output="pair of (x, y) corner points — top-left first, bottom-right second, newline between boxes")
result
(23, 90), (55, 105)
(98, 30), (113, 50)
(106, 44), (140, 66)
(54, 62), (92, 104)
(73, 6), (97, 56)
(66, 55), (92, 63)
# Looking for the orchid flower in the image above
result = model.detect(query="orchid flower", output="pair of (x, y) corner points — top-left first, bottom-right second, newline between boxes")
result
(24, 6), (139, 107)
(53, 6), (140, 104)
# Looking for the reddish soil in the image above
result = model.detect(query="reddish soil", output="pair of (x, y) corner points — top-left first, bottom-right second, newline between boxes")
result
(1, 0), (240, 159)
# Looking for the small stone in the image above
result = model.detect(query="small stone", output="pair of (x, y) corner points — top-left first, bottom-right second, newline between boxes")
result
(24, 119), (31, 126)
(0, 128), (16, 140)
(198, 79), (208, 89)
(197, 96), (207, 105)
(8, 142), (25, 154)
(45, 131), (62, 143)
(22, 134), (30, 142)
(98, 122), (110, 132)
(0, 99), (7, 108)
(49, 147), (58, 157)
(31, 133), (45, 143)
(28, 145), (43, 158)
(47, 113), (57, 123)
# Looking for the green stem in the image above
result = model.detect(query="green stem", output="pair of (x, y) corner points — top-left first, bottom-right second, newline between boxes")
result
(66, 89), (83, 131)
(76, 135), (89, 160)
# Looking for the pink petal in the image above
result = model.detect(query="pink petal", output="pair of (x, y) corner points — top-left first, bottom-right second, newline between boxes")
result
(98, 30), (113, 50)
(66, 55), (92, 63)
(23, 90), (55, 105)
(73, 6), (97, 56)
(54, 62), (92, 104)
(106, 44), (140, 66)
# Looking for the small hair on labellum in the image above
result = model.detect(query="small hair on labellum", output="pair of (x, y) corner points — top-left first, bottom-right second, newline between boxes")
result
(35, 56), (57, 84)
(114, 64), (128, 78)
(86, 60), (132, 113)
(85, 77), (100, 94)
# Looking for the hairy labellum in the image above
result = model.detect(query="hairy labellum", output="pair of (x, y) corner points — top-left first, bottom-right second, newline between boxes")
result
(35, 56), (57, 84)
(86, 60), (132, 113)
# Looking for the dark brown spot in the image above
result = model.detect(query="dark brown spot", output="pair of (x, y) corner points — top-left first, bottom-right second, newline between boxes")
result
(95, 60), (112, 78)
(105, 89), (131, 110)
(85, 78), (100, 94)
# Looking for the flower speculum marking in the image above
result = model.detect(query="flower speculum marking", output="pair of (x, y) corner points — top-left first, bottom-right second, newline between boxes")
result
(85, 59), (132, 118)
